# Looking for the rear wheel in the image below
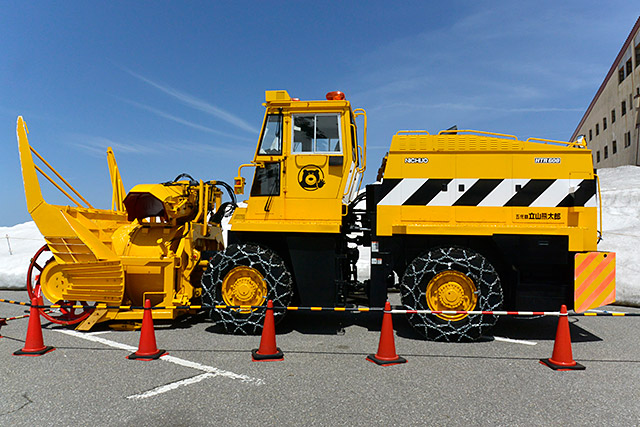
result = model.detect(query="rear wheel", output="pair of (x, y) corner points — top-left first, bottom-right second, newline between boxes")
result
(201, 243), (293, 334)
(400, 247), (503, 341)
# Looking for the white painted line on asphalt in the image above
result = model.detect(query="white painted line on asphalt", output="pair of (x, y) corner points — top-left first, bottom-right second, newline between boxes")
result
(159, 354), (263, 384)
(57, 329), (137, 352)
(56, 329), (265, 394)
(127, 373), (215, 399)
(493, 336), (537, 346)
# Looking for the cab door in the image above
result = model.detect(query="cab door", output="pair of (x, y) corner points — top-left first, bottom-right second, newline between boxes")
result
(245, 113), (285, 220)
(284, 113), (348, 222)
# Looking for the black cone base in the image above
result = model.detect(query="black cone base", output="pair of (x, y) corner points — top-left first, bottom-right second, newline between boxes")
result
(252, 348), (284, 361)
(539, 358), (585, 371)
(127, 349), (167, 361)
(366, 354), (407, 366)
(14, 346), (55, 356)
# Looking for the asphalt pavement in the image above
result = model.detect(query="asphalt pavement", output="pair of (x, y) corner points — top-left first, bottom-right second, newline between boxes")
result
(1, 289), (639, 426)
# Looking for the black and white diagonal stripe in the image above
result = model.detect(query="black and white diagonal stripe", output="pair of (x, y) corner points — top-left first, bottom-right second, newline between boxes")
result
(378, 178), (596, 207)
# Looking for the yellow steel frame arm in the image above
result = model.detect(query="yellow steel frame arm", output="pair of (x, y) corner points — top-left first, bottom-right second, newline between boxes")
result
(17, 116), (46, 214)
(107, 147), (126, 212)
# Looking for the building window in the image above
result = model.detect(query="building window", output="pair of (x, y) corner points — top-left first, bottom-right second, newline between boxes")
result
(596, 151), (601, 163)
(619, 67), (625, 83)
(603, 117), (607, 130)
(636, 44), (640, 68)
(625, 131), (632, 148)
(604, 146), (609, 159)
(596, 123), (599, 136)
(612, 140), (617, 154)
(589, 129), (593, 141)
(627, 59), (633, 76)
(622, 100), (627, 116)
(612, 109), (616, 123)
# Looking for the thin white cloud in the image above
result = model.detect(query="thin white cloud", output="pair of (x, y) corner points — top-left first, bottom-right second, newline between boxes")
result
(120, 67), (259, 134)
(68, 132), (251, 162)
(118, 97), (253, 142)
(68, 134), (157, 157)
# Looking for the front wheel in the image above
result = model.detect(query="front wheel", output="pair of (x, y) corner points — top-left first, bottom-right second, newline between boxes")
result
(400, 247), (503, 342)
(201, 243), (293, 334)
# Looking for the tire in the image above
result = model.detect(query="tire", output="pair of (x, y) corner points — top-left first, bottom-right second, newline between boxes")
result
(201, 243), (293, 334)
(400, 247), (503, 342)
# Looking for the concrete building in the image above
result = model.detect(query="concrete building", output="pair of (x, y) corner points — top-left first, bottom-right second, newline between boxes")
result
(572, 17), (640, 168)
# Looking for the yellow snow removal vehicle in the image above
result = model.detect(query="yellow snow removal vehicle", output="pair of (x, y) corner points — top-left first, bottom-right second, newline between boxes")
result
(17, 89), (616, 341)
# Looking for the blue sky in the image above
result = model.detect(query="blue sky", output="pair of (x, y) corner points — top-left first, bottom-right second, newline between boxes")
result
(1, 1), (638, 225)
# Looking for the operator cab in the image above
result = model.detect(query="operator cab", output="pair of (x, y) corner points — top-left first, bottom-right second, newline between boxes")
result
(232, 90), (366, 231)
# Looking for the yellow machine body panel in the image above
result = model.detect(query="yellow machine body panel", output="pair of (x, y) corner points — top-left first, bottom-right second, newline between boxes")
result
(377, 131), (598, 252)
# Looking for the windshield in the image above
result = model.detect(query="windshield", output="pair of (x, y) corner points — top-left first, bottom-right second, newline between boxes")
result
(258, 114), (282, 155)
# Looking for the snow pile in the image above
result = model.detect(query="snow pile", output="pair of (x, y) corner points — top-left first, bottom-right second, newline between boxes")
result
(597, 166), (640, 307)
(1, 167), (639, 307)
(0, 222), (45, 289)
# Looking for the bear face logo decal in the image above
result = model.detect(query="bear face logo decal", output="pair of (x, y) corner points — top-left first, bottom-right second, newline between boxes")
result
(298, 165), (325, 191)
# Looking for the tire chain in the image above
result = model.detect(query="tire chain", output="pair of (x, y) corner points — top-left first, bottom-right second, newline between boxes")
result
(400, 247), (503, 342)
(201, 243), (293, 335)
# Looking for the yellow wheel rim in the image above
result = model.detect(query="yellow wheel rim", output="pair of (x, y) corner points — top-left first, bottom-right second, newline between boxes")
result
(221, 266), (267, 313)
(426, 270), (477, 321)
(39, 261), (67, 303)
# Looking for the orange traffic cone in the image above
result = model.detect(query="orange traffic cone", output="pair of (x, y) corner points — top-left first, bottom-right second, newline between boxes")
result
(367, 301), (407, 366)
(540, 305), (585, 370)
(0, 318), (6, 337)
(127, 299), (167, 361)
(252, 300), (284, 361)
(14, 297), (55, 356)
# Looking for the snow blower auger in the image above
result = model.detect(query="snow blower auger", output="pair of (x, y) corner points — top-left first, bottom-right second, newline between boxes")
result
(16, 116), (235, 330)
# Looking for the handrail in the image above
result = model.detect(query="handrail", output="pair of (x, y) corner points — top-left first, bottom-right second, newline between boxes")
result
(395, 130), (430, 135)
(33, 164), (84, 207)
(342, 123), (359, 203)
(525, 137), (587, 149)
(30, 146), (93, 208)
(353, 108), (367, 190)
(437, 129), (518, 140)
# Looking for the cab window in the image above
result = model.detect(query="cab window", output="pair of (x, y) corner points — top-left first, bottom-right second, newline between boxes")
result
(250, 163), (280, 196)
(292, 114), (341, 154)
(258, 114), (282, 155)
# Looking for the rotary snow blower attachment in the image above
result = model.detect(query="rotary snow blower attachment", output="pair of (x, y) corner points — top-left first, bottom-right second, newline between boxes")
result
(16, 116), (235, 330)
